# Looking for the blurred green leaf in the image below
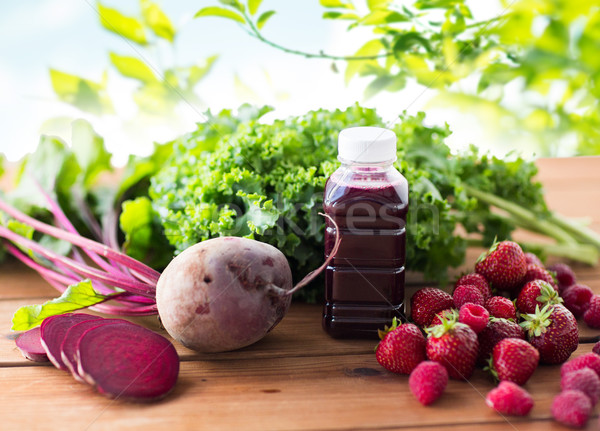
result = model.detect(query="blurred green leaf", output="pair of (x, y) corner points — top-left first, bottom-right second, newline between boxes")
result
(71, 119), (112, 188)
(49, 69), (113, 115)
(133, 83), (177, 115)
(364, 75), (394, 99)
(187, 55), (219, 87)
(257, 10), (275, 30)
(320, 0), (353, 8)
(195, 6), (246, 23)
(219, 0), (245, 12)
(248, 0), (262, 15)
(141, 0), (176, 42)
(361, 10), (409, 25)
(345, 39), (385, 84)
(323, 11), (359, 20)
(97, 3), (147, 45)
(109, 53), (157, 84)
(367, 0), (392, 10)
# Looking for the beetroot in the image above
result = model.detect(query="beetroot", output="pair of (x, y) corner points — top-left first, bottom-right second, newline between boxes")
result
(60, 318), (128, 381)
(15, 327), (48, 362)
(76, 323), (179, 401)
(41, 313), (100, 370)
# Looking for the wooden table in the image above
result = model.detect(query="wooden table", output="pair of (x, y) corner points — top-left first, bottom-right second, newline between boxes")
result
(1, 157), (599, 431)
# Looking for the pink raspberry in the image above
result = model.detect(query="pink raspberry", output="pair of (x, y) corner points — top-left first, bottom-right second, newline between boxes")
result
(562, 284), (594, 318)
(455, 273), (492, 300)
(485, 296), (517, 320)
(408, 361), (448, 406)
(485, 381), (534, 416)
(459, 303), (489, 334)
(551, 390), (592, 428)
(548, 263), (576, 294)
(453, 284), (485, 309)
(583, 295), (600, 329)
(561, 368), (600, 406)
(561, 353), (600, 378)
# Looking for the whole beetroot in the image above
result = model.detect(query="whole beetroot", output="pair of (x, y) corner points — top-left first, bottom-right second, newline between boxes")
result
(156, 237), (294, 352)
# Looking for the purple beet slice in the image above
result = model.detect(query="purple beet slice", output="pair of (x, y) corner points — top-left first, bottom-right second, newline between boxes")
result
(15, 327), (49, 362)
(60, 318), (129, 381)
(40, 313), (100, 370)
(76, 323), (180, 402)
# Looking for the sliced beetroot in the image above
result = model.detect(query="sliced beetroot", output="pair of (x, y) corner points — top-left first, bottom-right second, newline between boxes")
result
(77, 323), (179, 401)
(60, 318), (130, 381)
(15, 327), (49, 362)
(40, 313), (100, 370)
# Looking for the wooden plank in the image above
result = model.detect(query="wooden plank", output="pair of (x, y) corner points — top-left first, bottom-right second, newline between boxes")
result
(0, 345), (597, 431)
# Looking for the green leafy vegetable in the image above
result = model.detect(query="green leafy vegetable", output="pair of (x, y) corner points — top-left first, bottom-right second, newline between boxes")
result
(11, 280), (118, 331)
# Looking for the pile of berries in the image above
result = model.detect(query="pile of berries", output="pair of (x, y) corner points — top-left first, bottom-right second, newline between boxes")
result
(374, 240), (599, 427)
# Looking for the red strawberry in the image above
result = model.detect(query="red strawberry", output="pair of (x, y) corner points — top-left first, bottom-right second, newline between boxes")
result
(454, 273), (492, 300)
(515, 279), (562, 314)
(562, 284), (594, 318)
(561, 368), (600, 406)
(458, 303), (489, 334)
(375, 318), (426, 375)
(477, 318), (525, 366)
(486, 381), (534, 416)
(488, 338), (539, 385)
(561, 353), (600, 378)
(520, 304), (578, 364)
(551, 390), (592, 428)
(410, 288), (454, 327)
(453, 284), (485, 308)
(521, 264), (557, 289)
(425, 317), (479, 380)
(583, 295), (600, 329)
(429, 308), (458, 327)
(485, 296), (517, 320)
(408, 361), (448, 406)
(548, 263), (577, 293)
(524, 252), (543, 267)
(475, 240), (527, 292)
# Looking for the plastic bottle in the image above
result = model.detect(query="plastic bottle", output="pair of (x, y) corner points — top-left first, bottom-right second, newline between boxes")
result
(323, 127), (408, 338)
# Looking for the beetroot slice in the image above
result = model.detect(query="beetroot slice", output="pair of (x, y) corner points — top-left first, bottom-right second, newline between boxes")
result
(76, 323), (180, 401)
(40, 313), (100, 370)
(15, 327), (49, 362)
(60, 318), (129, 381)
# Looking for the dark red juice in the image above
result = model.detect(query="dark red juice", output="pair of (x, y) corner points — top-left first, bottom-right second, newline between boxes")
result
(323, 168), (408, 338)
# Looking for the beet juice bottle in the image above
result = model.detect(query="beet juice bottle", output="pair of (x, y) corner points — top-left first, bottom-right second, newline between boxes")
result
(323, 127), (408, 338)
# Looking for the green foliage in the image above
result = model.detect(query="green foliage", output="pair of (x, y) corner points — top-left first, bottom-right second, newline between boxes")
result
(11, 280), (118, 331)
(141, 0), (176, 42)
(49, 69), (113, 115)
(98, 3), (148, 45)
(195, 6), (246, 23)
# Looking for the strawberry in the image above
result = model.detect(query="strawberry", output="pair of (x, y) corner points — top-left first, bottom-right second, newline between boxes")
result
(487, 338), (539, 385)
(521, 264), (557, 289)
(561, 353), (600, 378)
(515, 279), (562, 314)
(429, 308), (458, 327)
(475, 240), (527, 292)
(583, 295), (600, 329)
(458, 303), (489, 334)
(477, 318), (525, 366)
(524, 252), (543, 267)
(453, 284), (485, 308)
(425, 316), (479, 380)
(485, 381), (534, 416)
(485, 296), (517, 320)
(408, 361), (448, 406)
(548, 263), (577, 293)
(551, 390), (592, 428)
(520, 304), (578, 365)
(454, 273), (492, 301)
(375, 318), (426, 375)
(410, 288), (454, 327)
(562, 284), (594, 318)
(561, 368), (600, 406)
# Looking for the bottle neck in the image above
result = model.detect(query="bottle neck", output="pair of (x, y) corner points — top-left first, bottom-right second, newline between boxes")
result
(338, 158), (396, 172)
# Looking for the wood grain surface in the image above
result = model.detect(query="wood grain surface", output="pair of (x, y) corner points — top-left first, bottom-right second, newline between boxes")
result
(0, 157), (599, 431)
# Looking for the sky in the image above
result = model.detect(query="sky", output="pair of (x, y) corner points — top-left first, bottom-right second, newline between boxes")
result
(0, 0), (533, 166)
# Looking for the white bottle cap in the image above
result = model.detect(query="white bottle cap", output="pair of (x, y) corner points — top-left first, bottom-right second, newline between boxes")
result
(337, 127), (397, 163)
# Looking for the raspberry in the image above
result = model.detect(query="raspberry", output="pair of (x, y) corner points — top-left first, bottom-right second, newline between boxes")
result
(455, 273), (492, 300)
(524, 252), (543, 267)
(583, 295), (600, 329)
(562, 284), (594, 318)
(458, 303), (489, 334)
(408, 361), (448, 406)
(453, 285), (485, 309)
(561, 368), (600, 406)
(551, 390), (592, 428)
(561, 353), (600, 378)
(547, 263), (576, 293)
(485, 381), (534, 416)
(593, 342), (600, 356)
(521, 264), (557, 289)
(485, 296), (517, 320)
